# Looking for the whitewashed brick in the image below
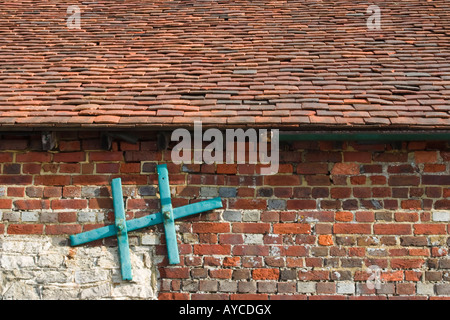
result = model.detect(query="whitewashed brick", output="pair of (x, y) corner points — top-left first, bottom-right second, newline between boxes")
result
(433, 211), (450, 222)
(297, 281), (316, 293)
(336, 282), (355, 294)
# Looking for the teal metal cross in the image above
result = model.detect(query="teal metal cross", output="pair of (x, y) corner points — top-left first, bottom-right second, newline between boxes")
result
(70, 164), (223, 280)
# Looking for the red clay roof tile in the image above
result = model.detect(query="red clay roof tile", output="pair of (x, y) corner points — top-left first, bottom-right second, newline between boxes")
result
(0, 0), (449, 130)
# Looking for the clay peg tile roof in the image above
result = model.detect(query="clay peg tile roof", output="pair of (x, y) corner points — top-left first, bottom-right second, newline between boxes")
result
(0, 0), (449, 130)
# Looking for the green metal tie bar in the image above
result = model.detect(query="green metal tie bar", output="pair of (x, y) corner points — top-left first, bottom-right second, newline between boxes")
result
(70, 164), (223, 280)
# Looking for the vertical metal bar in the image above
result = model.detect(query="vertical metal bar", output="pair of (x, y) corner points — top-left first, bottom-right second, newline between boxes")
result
(111, 178), (133, 280)
(157, 164), (180, 264)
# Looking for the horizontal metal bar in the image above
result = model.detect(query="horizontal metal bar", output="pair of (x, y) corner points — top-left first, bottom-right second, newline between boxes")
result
(70, 197), (223, 246)
(279, 132), (450, 141)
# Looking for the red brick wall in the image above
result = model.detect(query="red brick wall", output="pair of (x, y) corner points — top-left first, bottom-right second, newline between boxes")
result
(0, 131), (449, 299)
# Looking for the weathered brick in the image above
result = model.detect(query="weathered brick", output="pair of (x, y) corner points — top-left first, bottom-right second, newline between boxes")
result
(333, 223), (371, 234)
(8, 224), (44, 234)
(414, 224), (446, 235)
(193, 222), (230, 234)
(374, 224), (412, 235)
(264, 175), (301, 186)
(331, 163), (359, 175)
(273, 223), (311, 234)
(53, 152), (85, 163)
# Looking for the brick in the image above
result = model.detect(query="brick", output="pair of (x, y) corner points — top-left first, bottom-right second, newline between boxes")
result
(240, 210), (261, 222)
(311, 187), (328, 198)
(400, 236), (428, 246)
(297, 282), (316, 293)
(7, 187), (24, 197)
(414, 224), (446, 235)
(333, 223), (371, 234)
(59, 140), (81, 151)
(280, 269), (297, 281)
(0, 175), (32, 185)
(388, 175), (420, 186)
(223, 257), (240, 267)
(374, 224), (411, 235)
(63, 186), (81, 198)
(8, 224), (44, 234)
(396, 283), (415, 295)
(219, 281), (238, 292)
(424, 164), (446, 173)
(331, 188), (351, 199)
(252, 268), (279, 280)
(264, 175), (301, 186)
(278, 282), (296, 294)
(435, 200), (450, 210)
(283, 245), (308, 256)
(436, 284), (450, 296)
(160, 267), (190, 279)
(296, 163), (328, 174)
(96, 163), (120, 173)
(51, 199), (88, 210)
(158, 293), (190, 300)
(119, 163), (140, 173)
(217, 164), (237, 174)
(305, 151), (341, 163)
(373, 153), (408, 162)
(336, 282), (355, 294)
(16, 152), (51, 162)
(388, 165), (415, 174)
(124, 151), (161, 162)
(193, 244), (231, 255)
(395, 212), (419, 222)
(335, 211), (353, 222)
(193, 222), (230, 233)
(53, 152), (85, 163)
(232, 222), (270, 234)
(34, 175), (71, 186)
(209, 269), (232, 280)
(331, 163), (359, 175)
(218, 187), (237, 198)
(355, 211), (374, 222)
(0, 152), (13, 162)
(257, 282), (277, 293)
(72, 175), (110, 185)
(237, 282), (257, 294)
(287, 200), (316, 210)
(43, 187), (62, 198)
(267, 199), (286, 210)
(232, 245), (269, 256)
(422, 175), (450, 185)
(14, 199), (47, 210)
(3, 164), (20, 174)
(199, 280), (218, 292)
(228, 199), (266, 210)
(433, 211), (450, 222)
(0, 199), (12, 209)
(223, 210), (242, 222)
(318, 235), (333, 246)
(232, 269), (250, 281)
(415, 151), (437, 163)
(46, 224), (82, 235)
(316, 282), (336, 294)
(273, 223), (311, 234)
(405, 271), (422, 282)
(391, 259), (425, 269)
(401, 200), (421, 210)
(417, 283), (434, 295)
(305, 175), (331, 186)
(89, 198), (113, 209)
(22, 163), (41, 174)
